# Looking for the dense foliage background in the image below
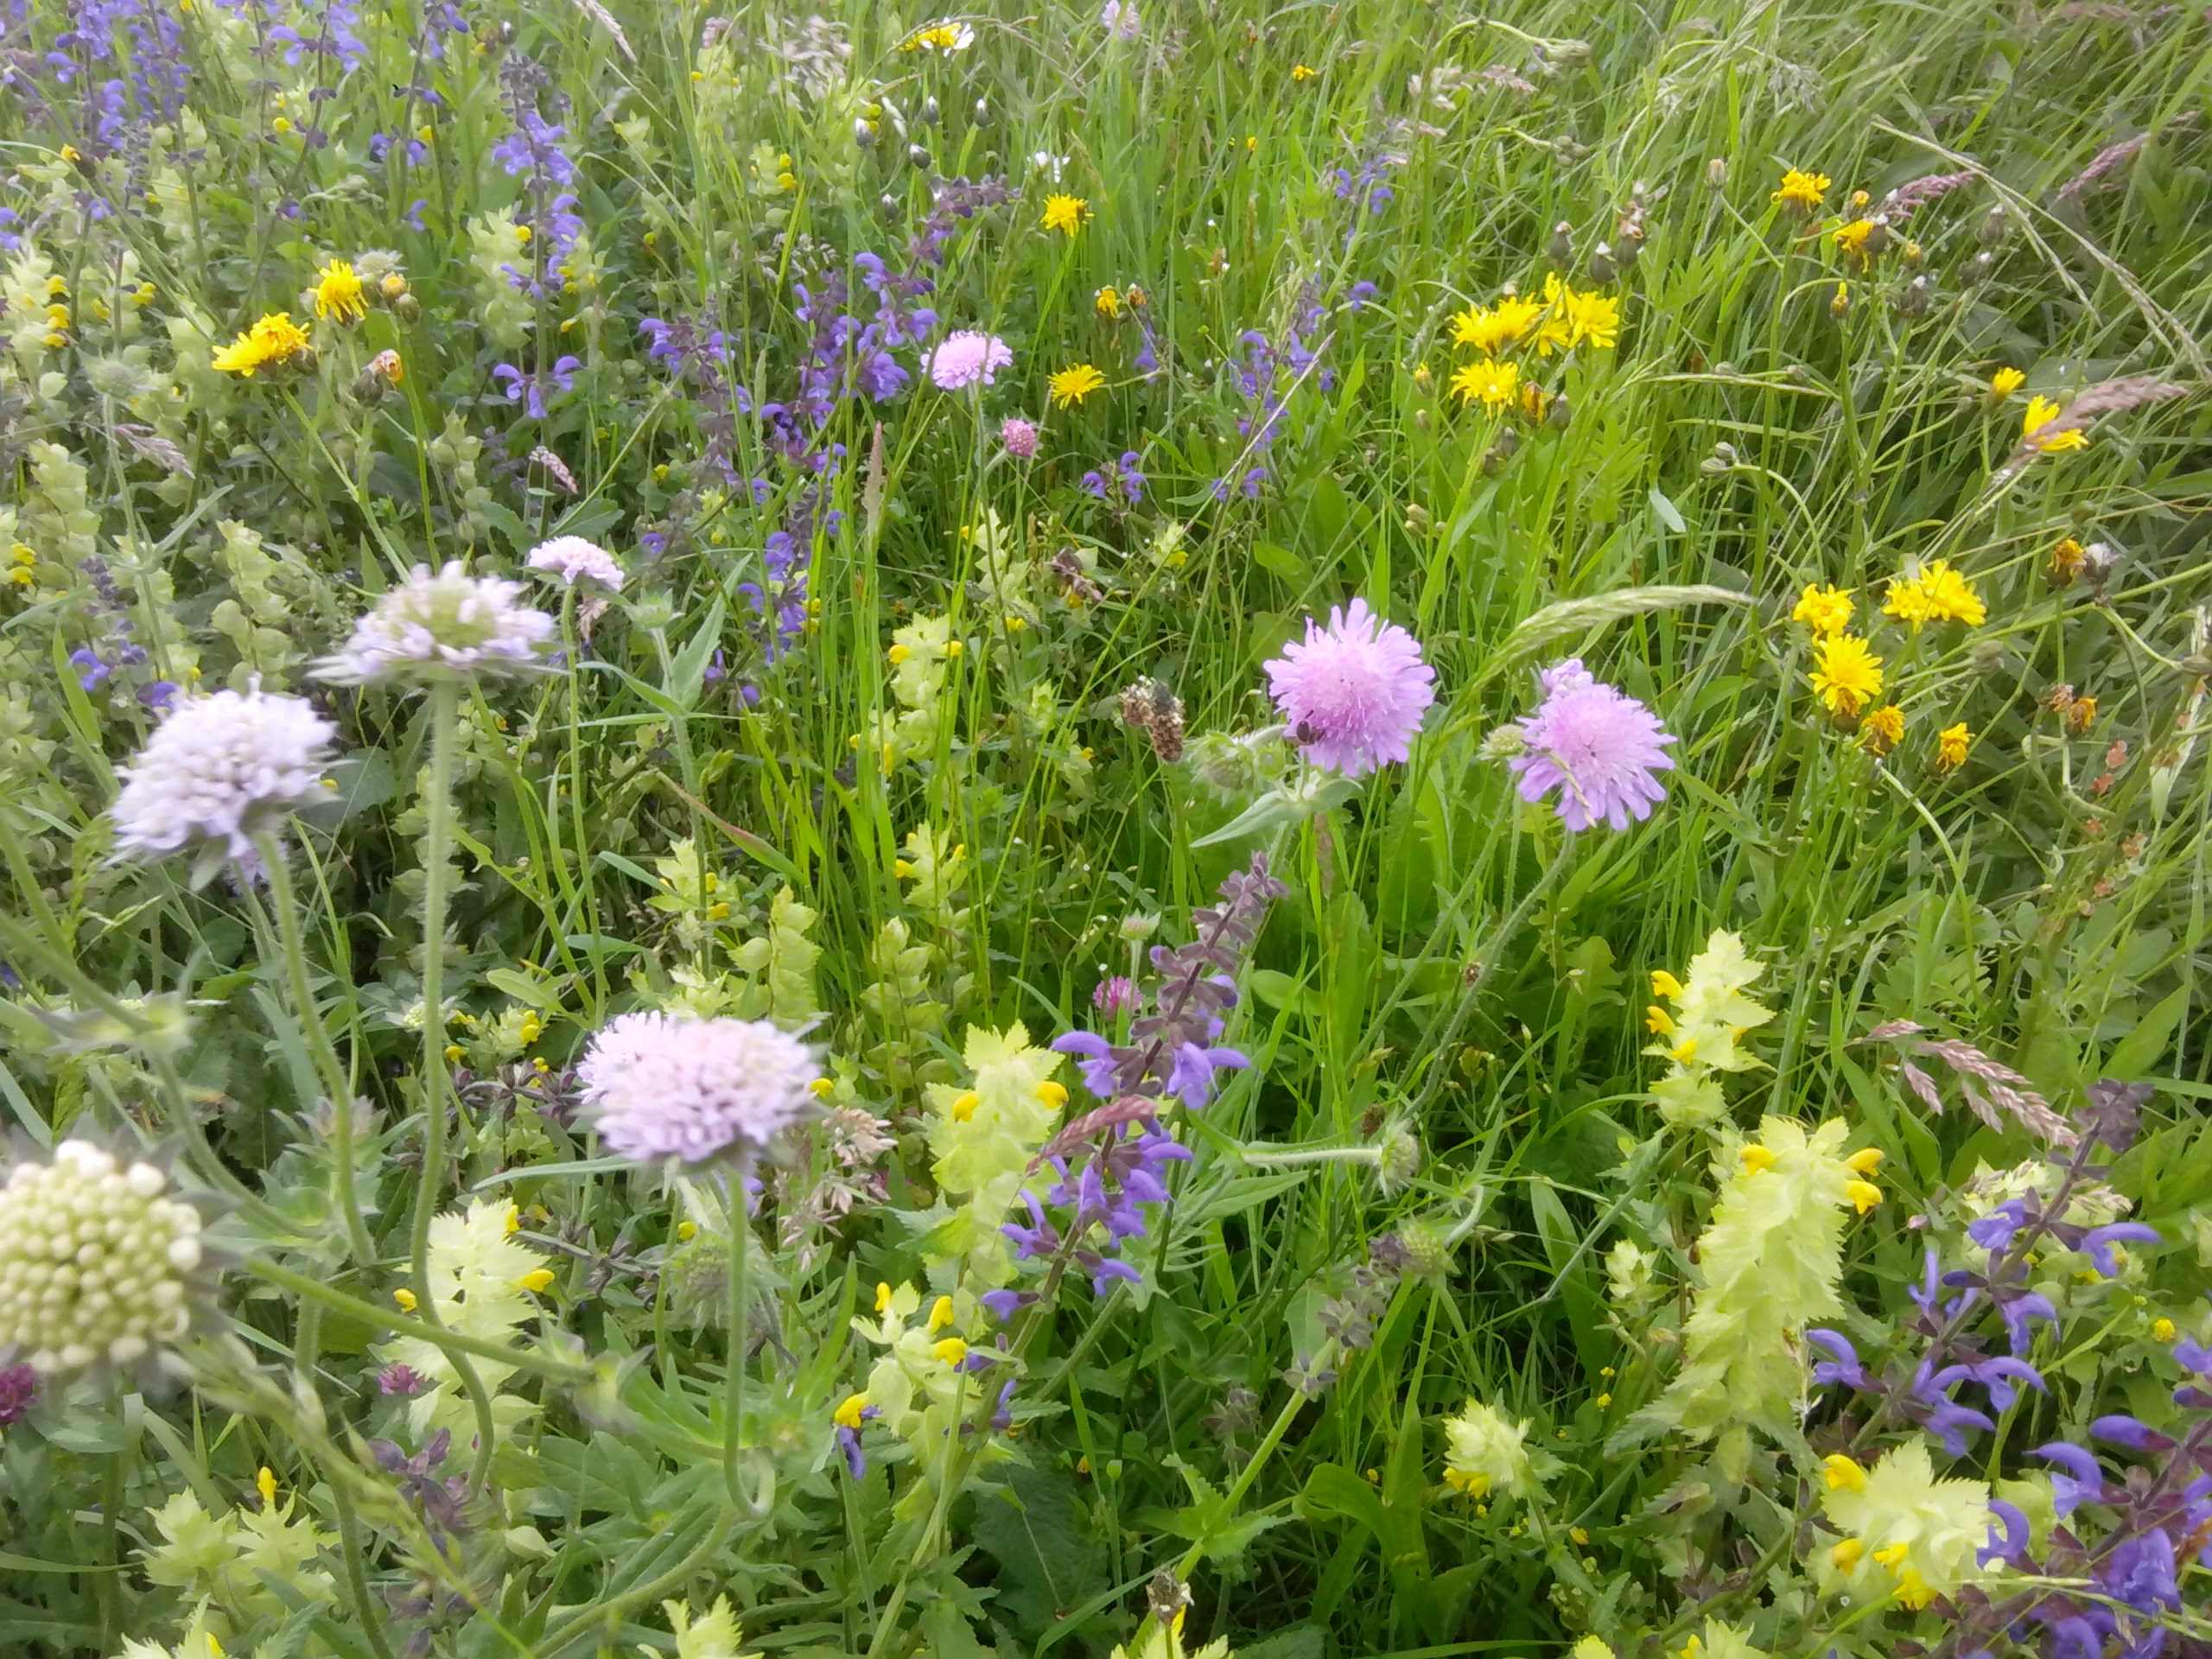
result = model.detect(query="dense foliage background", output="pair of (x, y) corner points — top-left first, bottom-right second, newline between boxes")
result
(0, 0), (2209, 1656)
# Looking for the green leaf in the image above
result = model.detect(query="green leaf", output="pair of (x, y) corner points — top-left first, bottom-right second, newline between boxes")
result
(1192, 776), (1360, 848)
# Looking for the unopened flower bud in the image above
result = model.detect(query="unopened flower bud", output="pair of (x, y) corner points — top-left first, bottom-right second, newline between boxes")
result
(973, 99), (991, 124)
(1547, 220), (1574, 264)
(906, 143), (931, 168)
(1587, 243), (1616, 284)
(921, 97), (941, 124)
(855, 118), (877, 148)
(1545, 392), (1571, 429)
(1706, 156), (1729, 188)
(1480, 721), (1528, 759)
(1977, 202), (2009, 244)
(1118, 912), (1161, 943)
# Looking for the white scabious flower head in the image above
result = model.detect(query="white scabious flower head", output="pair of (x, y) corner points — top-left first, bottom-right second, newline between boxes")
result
(578, 1011), (819, 1166)
(111, 686), (335, 882)
(1820, 1440), (1995, 1609)
(314, 561), (556, 686)
(0, 1140), (212, 1379)
(1440, 1399), (1544, 1501)
(524, 535), (626, 591)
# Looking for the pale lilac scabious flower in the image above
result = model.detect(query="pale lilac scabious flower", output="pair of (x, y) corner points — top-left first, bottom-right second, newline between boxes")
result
(1000, 416), (1039, 459)
(1263, 598), (1436, 778)
(314, 563), (556, 686)
(578, 1011), (818, 1166)
(1100, 0), (1141, 41)
(111, 686), (335, 875)
(524, 535), (626, 592)
(1509, 658), (1675, 831)
(925, 331), (1014, 391)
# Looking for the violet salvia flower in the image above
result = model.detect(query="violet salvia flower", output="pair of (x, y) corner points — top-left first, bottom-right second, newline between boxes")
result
(1264, 598), (1437, 778)
(1509, 658), (1676, 830)
(576, 1011), (818, 1166)
(1806, 1327), (1866, 1389)
(2081, 1222), (2159, 1276)
(925, 330), (1013, 390)
(2090, 1414), (2173, 1452)
(315, 563), (556, 687)
(111, 686), (335, 877)
(524, 536), (626, 591)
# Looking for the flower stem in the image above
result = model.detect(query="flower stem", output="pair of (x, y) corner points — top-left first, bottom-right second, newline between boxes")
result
(410, 680), (459, 1306)
(256, 832), (374, 1268)
(719, 1167), (774, 1516)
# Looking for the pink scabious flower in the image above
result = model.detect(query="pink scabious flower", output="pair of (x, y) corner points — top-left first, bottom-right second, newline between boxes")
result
(1263, 598), (1436, 778)
(1091, 976), (1141, 1017)
(1000, 416), (1039, 458)
(1508, 658), (1675, 831)
(926, 331), (1014, 391)
(577, 1011), (818, 1166)
(524, 535), (626, 591)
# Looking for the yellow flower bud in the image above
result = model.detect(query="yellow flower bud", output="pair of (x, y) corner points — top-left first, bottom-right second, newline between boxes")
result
(393, 1287), (417, 1312)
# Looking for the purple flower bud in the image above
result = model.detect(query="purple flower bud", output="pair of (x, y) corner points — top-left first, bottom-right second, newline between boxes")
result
(2090, 1414), (2175, 1452)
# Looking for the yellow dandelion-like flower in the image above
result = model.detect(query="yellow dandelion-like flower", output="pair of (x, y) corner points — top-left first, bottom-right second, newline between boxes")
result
(1449, 357), (1520, 411)
(1562, 285), (1621, 349)
(899, 21), (975, 53)
(1990, 366), (2024, 397)
(2048, 537), (2088, 584)
(1047, 362), (1106, 406)
(2024, 395), (2089, 452)
(1094, 284), (1122, 319)
(1859, 704), (1904, 757)
(1810, 632), (1884, 719)
(310, 258), (366, 322)
(1934, 722), (1972, 773)
(1883, 558), (1986, 630)
(1773, 168), (1831, 212)
(1792, 583), (1854, 636)
(1834, 219), (1876, 262)
(1040, 194), (1091, 237)
(210, 311), (311, 377)
(1520, 379), (1548, 422)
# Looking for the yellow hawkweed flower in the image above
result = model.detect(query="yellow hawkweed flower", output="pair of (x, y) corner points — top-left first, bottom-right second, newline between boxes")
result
(1560, 285), (1621, 349)
(1291, 63), (1319, 82)
(2024, 394), (2088, 452)
(1094, 284), (1122, 319)
(1824, 1454), (1867, 1491)
(2049, 537), (2088, 583)
(1830, 280), (1851, 318)
(833, 1392), (870, 1430)
(1449, 357), (1520, 411)
(1883, 558), (1986, 629)
(1040, 194), (1091, 237)
(1833, 219), (1875, 260)
(1859, 704), (1904, 757)
(899, 21), (975, 52)
(1791, 583), (1854, 636)
(1810, 633), (1884, 719)
(1934, 722), (1972, 773)
(1047, 363), (1106, 406)
(210, 310), (311, 377)
(1772, 168), (1831, 212)
(927, 1295), (956, 1332)
(311, 258), (367, 321)
(1990, 366), (2025, 397)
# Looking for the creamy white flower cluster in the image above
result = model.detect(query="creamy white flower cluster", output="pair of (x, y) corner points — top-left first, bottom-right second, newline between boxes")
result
(314, 561), (555, 685)
(0, 1141), (204, 1374)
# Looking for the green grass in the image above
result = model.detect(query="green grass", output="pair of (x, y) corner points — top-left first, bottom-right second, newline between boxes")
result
(0, 0), (2209, 1656)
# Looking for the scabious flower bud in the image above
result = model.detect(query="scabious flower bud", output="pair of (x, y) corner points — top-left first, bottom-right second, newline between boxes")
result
(313, 562), (556, 687)
(0, 1141), (208, 1377)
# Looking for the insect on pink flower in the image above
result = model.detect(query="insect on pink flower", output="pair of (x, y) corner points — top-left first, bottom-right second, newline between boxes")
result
(925, 331), (1014, 391)
(1508, 658), (1676, 831)
(1263, 598), (1436, 778)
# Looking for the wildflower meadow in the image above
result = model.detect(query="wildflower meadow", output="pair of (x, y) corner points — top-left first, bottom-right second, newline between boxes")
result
(3, 1), (2212, 1656)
